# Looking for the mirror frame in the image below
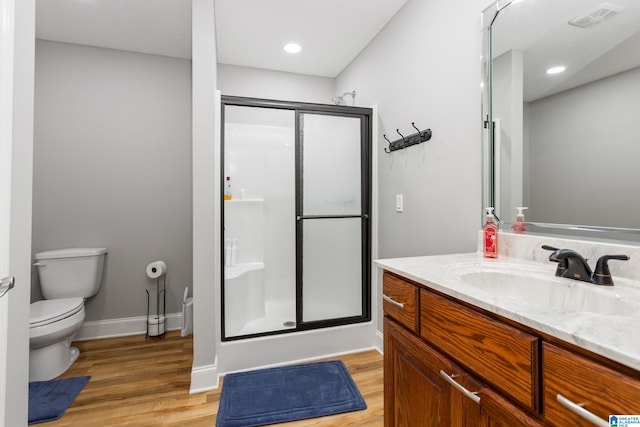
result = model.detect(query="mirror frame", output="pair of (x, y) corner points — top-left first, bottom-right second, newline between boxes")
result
(481, 0), (640, 242)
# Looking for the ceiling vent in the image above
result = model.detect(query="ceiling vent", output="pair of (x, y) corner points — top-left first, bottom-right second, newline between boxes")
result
(568, 3), (624, 28)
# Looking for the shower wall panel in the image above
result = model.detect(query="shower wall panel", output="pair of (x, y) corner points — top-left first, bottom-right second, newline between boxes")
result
(224, 107), (296, 337)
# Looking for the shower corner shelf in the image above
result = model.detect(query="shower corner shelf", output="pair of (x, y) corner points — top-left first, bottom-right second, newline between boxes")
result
(225, 198), (264, 203)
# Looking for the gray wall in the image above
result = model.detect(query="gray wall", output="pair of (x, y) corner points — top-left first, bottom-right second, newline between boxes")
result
(526, 66), (640, 228)
(218, 64), (335, 104)
(336, 0), (488, 259)
(33, 40), (192, 321)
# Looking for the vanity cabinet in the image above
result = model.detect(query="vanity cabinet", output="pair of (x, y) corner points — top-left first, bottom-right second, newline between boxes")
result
(382, 271), (640, 427)
(383, 272), (543, 427)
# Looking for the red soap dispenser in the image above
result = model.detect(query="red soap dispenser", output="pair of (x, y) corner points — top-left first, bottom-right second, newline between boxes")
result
(483, 207), (498, 258)
(511, 207), (528, 234)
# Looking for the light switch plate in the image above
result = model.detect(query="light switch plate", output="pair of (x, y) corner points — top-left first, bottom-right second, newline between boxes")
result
(396, 194), (403, 213)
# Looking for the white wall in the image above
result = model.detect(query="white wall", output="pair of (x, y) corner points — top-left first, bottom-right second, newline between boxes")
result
(218, 64), (335, 104)
(32, 40), (193, 321)
(191, 0), (219, 393)
(3, 0), (34, 424)
(337, 0), (490, 260)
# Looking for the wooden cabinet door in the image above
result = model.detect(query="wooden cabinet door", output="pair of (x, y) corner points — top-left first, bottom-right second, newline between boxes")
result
(544, 343), (640, 426)
(385, 317), (453, 427)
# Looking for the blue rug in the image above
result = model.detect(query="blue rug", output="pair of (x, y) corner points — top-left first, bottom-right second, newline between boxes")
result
(28, 376), (90, 424)
(216, 360), (367, 427)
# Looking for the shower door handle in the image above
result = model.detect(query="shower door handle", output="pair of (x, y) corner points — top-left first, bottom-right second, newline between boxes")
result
(0, 276), (15, 298)
(296, 214), (368, 221)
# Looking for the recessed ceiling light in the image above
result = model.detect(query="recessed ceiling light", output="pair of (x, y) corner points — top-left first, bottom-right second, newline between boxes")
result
(546, 66), (566, 75)
(284, 43), (301, 54)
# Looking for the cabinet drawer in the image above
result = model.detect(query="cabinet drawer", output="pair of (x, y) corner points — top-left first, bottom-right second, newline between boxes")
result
(420, 289), (540, 412)
(544, 343), (640, 426)
(383, 273), (419, 333)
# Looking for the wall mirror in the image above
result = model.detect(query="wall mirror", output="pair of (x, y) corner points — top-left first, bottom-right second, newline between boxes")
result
(482, 0), (640, 240)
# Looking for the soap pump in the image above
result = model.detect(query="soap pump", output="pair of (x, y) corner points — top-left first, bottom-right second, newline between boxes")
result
(511, 207), (528, 234)
(483, 207), (498, 258)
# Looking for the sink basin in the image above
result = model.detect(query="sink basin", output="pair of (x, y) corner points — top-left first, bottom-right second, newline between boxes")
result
(448, 262), (640, 317)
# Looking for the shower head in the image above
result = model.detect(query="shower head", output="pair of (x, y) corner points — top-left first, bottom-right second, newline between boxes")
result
(332, 96), (347, 106)
(332, 90), (357, 106)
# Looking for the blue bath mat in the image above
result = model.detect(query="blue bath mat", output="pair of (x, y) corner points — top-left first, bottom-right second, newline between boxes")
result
(216, 360), (366, 427)
(28, 376), (90, 424)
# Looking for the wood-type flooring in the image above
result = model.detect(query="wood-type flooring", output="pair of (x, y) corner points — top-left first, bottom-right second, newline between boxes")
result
(45, 331), (383, 426)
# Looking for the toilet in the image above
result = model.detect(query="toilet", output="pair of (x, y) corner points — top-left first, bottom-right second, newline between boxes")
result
(29, 247), (107, 381)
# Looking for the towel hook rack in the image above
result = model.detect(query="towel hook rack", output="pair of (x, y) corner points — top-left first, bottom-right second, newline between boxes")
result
(384, 122), (432, 154)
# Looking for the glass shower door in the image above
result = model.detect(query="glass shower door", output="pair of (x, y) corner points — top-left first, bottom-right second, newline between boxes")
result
(297, 112), (370, 325)
(222, 105), (296, 339)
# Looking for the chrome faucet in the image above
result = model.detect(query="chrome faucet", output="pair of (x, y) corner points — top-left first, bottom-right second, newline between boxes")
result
(542, 245), (629, 286)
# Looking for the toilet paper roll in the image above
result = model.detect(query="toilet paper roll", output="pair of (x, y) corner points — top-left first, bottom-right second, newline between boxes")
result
(146, 261), (167, 279)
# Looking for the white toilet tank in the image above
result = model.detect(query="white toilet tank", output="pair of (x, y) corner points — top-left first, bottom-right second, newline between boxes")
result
(35, 248), (108, 299)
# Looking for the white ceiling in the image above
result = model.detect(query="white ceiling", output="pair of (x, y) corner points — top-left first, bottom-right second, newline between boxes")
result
(490, 0), (640, 101)
(215, 0), (406, 77)
(35, 0), (407, 78)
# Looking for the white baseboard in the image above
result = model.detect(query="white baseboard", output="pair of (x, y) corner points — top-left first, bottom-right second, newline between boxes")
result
(190, 359), (219, 394)
(375, 329), (384, 354)
(74, 312), (183, 341)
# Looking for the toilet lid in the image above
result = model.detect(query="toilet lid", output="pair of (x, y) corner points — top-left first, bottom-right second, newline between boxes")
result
(30, 298), (84, 327)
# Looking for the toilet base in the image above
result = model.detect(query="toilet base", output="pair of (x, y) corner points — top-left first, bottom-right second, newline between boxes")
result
(29, 340), (80, 382)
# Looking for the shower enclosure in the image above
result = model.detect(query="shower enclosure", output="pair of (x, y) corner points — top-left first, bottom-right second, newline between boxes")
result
(221, 96), (372, 340)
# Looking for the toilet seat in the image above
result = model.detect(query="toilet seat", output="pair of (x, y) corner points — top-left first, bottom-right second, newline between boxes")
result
(30, 297), (84, 328)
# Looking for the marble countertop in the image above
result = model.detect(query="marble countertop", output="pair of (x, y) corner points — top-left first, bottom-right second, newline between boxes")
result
(376, 251), (640, 371)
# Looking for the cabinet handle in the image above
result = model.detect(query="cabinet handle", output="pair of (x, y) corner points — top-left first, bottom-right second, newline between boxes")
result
(439, 370), (480, 404)
(556, 394), (608, 427)
(382, 294), (404, 309)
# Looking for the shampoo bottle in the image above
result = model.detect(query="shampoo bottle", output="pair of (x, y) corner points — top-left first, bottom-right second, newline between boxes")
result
(483, 207), (498, 258)
(511, 207), (528, 234)
(224, 239), (232, 267)
(230, 239), (238, 266)
(224, 176), (232, 201)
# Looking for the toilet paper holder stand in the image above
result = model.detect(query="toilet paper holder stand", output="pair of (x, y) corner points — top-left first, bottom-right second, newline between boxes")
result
(145, 275), (166, 338)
